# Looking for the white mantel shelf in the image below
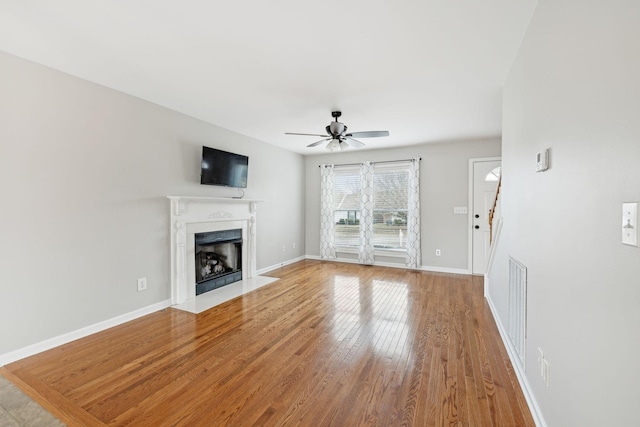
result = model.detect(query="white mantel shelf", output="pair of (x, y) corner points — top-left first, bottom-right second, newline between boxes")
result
(167, 196), (266, 217)
(167, 196), (266, 203)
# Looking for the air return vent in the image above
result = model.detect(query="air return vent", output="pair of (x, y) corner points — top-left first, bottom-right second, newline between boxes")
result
(508, 257), (527, 366)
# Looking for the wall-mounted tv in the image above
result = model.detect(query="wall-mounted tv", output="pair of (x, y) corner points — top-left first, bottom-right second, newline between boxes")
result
(200, 146), (249, 188)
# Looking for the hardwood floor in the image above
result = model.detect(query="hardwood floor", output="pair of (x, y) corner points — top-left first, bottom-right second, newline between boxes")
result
(2, 260), (535, 426)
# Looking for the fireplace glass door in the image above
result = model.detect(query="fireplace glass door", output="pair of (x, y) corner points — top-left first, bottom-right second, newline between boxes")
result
(194, 228), (243, 295)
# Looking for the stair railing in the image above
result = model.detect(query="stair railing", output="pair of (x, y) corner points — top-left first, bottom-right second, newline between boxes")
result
(489, 176), (502, 244)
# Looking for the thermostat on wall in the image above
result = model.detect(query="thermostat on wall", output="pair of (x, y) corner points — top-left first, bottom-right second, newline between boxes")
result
(536, 149), (549, 172)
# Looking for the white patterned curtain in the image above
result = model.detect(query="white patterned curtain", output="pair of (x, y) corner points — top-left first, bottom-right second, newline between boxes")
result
(406, 158), (421, 269)
(319, 164), (336, 259)
(359, 161), (375, 264)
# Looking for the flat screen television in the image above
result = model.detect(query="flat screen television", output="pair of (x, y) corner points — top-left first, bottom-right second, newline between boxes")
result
(200, 146), (249, 188)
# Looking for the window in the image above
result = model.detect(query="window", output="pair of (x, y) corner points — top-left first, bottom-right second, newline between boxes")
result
(333, 162), (411, 251)
(372, 163), (409, 249)
(485, 166), (501, 181)
(334, 167), (361, 247)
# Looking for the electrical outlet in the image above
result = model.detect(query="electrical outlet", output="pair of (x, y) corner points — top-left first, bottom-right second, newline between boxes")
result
(282, 245), (286, 252)
(137, 278), (147, 292)
(292, 243), (296, 249)
(435, 249), (441, 256)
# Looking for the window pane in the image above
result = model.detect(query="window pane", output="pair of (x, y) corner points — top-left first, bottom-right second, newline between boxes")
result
(373, 166), (409, 249)
(334, 168), (360, 247)
(373, 211), (408, 249)
(485, 166), (501, 181)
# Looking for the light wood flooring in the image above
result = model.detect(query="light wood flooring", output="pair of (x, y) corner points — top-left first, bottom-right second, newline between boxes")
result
(2, 260), (534, 426)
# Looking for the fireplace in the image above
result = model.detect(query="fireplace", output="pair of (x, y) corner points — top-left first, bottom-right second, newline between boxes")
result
(195, 229), (242, 295)
(168, 196), (265, 305)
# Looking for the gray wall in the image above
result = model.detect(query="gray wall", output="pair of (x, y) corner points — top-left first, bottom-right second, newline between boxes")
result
(0, 51), (306, 355)
(488, 1), (640, 425)
(305, 139), (501, 271)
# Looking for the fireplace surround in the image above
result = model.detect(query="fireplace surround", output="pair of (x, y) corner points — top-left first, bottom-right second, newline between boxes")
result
(168, 196), (265, 305)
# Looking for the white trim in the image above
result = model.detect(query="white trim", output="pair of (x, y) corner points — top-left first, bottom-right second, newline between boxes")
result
(257, 255), (306, 275)
(0, 299), (171, 367)
(485, 294), (548, 427)
(468, 157), (502, 274)
(167, 196), (266, 205)
(306, 255), (470, 275)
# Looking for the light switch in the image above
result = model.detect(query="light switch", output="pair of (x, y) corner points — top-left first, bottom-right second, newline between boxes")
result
(622, 202), (638, 246)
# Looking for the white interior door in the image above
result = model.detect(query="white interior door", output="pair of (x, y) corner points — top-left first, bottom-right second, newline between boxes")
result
(472, 160), (501, 274)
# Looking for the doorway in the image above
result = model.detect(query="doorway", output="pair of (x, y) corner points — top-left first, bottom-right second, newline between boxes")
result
(469, 158), (501, 275)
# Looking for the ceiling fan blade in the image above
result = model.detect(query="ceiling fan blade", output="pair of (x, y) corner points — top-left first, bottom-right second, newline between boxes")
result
(344, 137), (365, 148)
(346, 131), (389, 138)
(307, 138), (332, 148)
(285, 132), (330, 137)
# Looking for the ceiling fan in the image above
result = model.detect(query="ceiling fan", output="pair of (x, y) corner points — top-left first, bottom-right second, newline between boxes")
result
(285, 111), (389, 151)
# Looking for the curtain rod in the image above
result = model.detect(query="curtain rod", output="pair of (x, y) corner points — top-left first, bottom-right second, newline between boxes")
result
(318, 157), (421, 168)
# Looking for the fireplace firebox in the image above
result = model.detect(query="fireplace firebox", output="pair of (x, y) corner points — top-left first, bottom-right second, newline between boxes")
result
(195, 228), (242, 295)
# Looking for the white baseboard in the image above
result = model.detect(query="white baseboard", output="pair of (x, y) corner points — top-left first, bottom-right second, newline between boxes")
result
(485, 295), (548, 427)
(0, 299), (171, 367)
(305, 255), (470, 275)
(257, 256), (307, 275)
(305, 255), (405, 269)
(419, 265), (470, 275)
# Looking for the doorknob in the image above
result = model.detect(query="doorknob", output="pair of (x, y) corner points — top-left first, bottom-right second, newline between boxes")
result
(474, 225), (480, 229)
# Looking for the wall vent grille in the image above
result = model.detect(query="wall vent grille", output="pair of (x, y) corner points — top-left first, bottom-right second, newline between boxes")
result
(508, 257), (527, 366)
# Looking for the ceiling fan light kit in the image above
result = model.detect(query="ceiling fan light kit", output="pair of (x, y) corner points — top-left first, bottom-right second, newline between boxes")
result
(285, 111), (389, 151)
(327, 138), (342, 152)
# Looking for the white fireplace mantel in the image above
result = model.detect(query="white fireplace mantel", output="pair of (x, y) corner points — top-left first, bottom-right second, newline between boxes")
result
(167, 196), (265, 305)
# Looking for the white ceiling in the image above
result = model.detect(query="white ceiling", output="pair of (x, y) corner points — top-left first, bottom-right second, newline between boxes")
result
(0, 0), (537, 155)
